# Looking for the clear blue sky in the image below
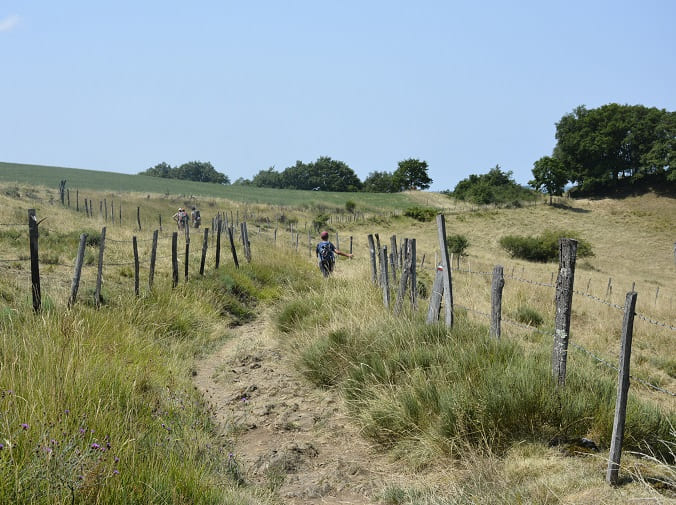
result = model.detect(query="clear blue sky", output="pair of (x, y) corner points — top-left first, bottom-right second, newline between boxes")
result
(2, 1), (674, 190)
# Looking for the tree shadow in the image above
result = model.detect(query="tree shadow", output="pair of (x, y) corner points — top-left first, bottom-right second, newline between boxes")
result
(550, 202), (590, 213)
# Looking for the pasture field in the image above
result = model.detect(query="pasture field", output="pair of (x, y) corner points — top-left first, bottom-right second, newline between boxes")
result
(0, 177), (674, 504)
(0, 161), (419, 211)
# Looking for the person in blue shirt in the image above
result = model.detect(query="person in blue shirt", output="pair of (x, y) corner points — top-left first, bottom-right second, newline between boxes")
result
(316, 230), (352, 277)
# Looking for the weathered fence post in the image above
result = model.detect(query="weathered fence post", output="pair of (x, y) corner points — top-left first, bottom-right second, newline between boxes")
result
(228, 226), (239, 268)
(95, 226), (106, 307)
(336, 232), (340, 251)
(133, 236), (139, 296)
(68, 233), (88, 308)
(119, 204), (122, 225)
(426, 266), (444, 323)
(436, 214), (454, 328)
(390, 235), (398, 270)
(409, 239), (417, 309)
(149, 229), (158, 290)
(184, 224), (190, 281)
(66, 189), (70, 208)
(552, 238), (578, 387)
(76, 189), (79, 212)
(349, 236), (353, 255)
(215, 218), (222, 269)
(606, 277), (612, 299)
(395, 239), (411, 314)
(137, 206), (141, 231)
(104, 199), (108, 222)
(28, 209), (41, 312)
(490, 265), (505, 339)
(99, 201), (103, 219)
(84, 198), (89, 217)
(171, 232), (179, 287)
(606, 291), (638, 486)
(367, 234), (378, 284)
(59, 180), (66, 205)
(159, 214), (162, 232)
(380, 245), (390, 309)
(389, 251), (397, 284)
(200, 228), (209, 275)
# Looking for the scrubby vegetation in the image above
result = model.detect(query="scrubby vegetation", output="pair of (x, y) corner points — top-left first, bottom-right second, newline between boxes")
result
(499, 229), (594, 262)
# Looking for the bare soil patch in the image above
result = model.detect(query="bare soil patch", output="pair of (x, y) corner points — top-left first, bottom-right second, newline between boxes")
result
(194, 311), (433, 504)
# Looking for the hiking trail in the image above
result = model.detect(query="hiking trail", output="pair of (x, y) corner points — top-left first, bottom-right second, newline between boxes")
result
(194, 309), (437, 504)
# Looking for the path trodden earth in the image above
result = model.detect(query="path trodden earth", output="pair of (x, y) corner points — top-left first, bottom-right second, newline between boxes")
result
(194, 310), (435, 504)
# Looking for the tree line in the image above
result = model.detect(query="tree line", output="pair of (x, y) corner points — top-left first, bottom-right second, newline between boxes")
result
(140, 161), (230, 184)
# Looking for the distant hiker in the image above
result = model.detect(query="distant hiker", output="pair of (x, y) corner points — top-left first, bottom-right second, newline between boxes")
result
(191, 206), (201, 228)
(173, 208), (188, 230)
(316, 230), (352, 277)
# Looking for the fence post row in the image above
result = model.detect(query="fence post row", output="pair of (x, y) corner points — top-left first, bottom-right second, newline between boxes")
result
(28, 209), (41, 312)
(490, 265), (505, 339)
(95, 226), (106, 308)
(606, 291), (638, 486)
(552, 238), (578, 387)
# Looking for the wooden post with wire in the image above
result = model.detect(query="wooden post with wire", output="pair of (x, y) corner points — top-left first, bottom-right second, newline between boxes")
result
(68, 233), (88, 308)
(552, 238), (577, 387)
(28, 209), (42, 312)
(490, 265), (505, 339)
(95, 226), (106, 307)
(133, 236), (139, 296)
(149, 230), (158, 290)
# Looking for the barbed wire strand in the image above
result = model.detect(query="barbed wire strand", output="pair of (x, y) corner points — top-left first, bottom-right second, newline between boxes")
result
(455, 303), (676, 397)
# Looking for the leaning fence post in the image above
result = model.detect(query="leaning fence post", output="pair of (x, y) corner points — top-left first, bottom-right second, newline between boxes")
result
(436, 214), (454, 328)
(367, 234), (378, 284)
(606, 291), (638, 486)
(95, 226), (106, 307)
(133, 236), (139, 296)
(552, 238), (578, 387)
(215, 218), (222, 269)
(426, 266), (444, 323)
(490, 265), (505, 339)
(380, 245), (390, 309)
(171, 232), (179, 287)
(68, 233), (88, 308)
(28, 209), (41, 312)
(200, 228), (209, 275)
(137, 206), (141, 231)
(228, 226), (239, 268)
(149, 230), (158, 290)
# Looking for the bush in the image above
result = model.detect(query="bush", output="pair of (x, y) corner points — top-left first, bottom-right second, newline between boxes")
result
(345, 200), (356, 213)
(446, 234), (469, 256)
(404, 207), (437, 222)
(513, 306), (544, 327)
(499, 230), (594, 262)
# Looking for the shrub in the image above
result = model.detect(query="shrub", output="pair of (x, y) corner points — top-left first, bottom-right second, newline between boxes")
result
(499, 229), (593, 262)
(312, 213), (330, 231)
(404, 207), (436, 222)
(513, 306), (544, 327)
(345, 200), (356, 213)
(446, 234), (469, 256)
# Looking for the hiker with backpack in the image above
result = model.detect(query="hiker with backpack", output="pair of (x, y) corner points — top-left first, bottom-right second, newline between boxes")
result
(173, 208), (188, 230)
(316, 230), (352, 277)
(191, 206), (201, 228)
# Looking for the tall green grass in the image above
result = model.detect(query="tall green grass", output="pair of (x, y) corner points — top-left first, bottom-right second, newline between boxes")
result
(278, 276), (675, 465)
(0, 247), (318, 504)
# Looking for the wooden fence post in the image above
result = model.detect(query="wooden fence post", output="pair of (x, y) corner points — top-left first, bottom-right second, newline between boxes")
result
(159, 214), (162, 232)
(184, 224), (190, 281)
(349, 236), (353, 255)
(228, 226), (239, 268)
(200, 228), (209, 275)
(76, 189), (79, 212)
(606, 291), (638, 486)
(84, 198), (89, 217)
(133, 236), (139, 296)
(95, 226), (106, 307)
(336, 232), (340, 251)
(215, 218), (222, 269)
(171, 232), (178, 287)
(67, 189), (70, 208)
(28, 209), (41, 312)
(367, 234), (378, 284)
(490, 265), (505, 339)
(380, 245), (390, 309)
(426, 266), (444, 323)
(606, 277), (612, 299)
(149, 229), (158, 290)
(99, 201), (103, 219)
(104, 199), (108, 222)
(552, 238), (578, 387)
(395, 239), (411, 314)
(111, 201), (114, 225)
(137, 206), (141, 231)
(390, 235), (398, 270)
(68, 233), (88, 308)
(119, 204), (122, 225)
(389, 251), (397, 284)
(409, 239), (417, 309)
(436, 214), (454, 328)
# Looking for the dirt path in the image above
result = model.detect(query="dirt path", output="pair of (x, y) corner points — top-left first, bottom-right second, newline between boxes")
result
(194, 310), (425, 504)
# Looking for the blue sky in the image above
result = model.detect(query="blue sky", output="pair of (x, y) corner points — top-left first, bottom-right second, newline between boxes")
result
(1, 1), (674, 190)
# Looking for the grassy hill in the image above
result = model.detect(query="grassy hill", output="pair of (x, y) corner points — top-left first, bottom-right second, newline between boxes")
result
(0, 161), (417, 211)
(0, 175), (674, 504)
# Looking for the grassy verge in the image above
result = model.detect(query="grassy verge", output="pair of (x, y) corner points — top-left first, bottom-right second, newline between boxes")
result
(0, 247), (318, 504)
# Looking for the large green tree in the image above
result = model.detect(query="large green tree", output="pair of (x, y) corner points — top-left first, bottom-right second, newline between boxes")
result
(393, 158), (432, 190)
(529, 156), (568, 204)
(362, 171), (397, 192)
(553, 104), (675, 191)
(140, 161), (229, 184)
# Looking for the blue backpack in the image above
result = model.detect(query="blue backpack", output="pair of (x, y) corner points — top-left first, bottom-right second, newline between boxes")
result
(317, 241), (334, 263)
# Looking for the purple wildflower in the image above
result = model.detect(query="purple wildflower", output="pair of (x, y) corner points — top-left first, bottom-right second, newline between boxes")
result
(91, 443), (100, 450)
(0, 443), (4, 450)
(20, 423), (29, 430)
(64, 409), (70, 415)
(113, 469), (120, 475)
